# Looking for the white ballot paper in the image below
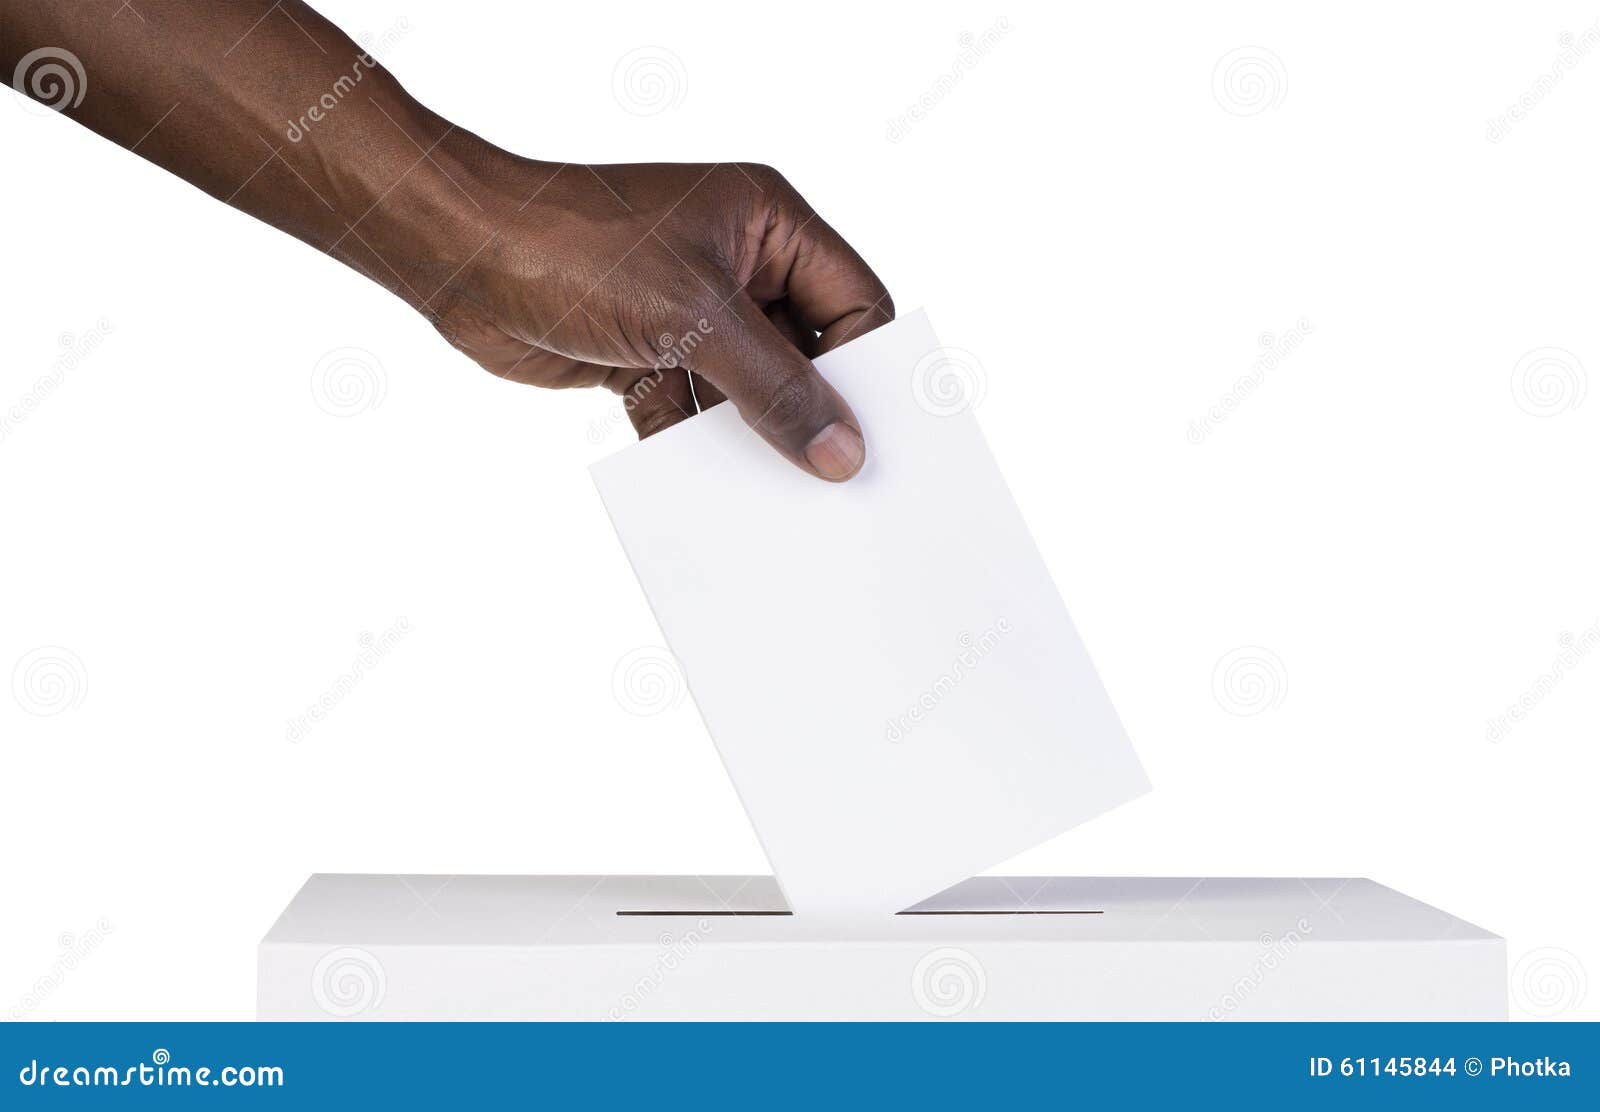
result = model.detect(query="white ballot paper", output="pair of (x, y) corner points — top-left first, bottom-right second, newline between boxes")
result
(591, 311), (1149, 917)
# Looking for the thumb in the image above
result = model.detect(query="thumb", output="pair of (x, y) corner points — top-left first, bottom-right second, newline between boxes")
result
(688, 296), (866, 482)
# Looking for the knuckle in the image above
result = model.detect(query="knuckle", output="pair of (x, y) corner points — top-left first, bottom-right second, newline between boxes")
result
(651, 270), (726, 326)
(633, 291), (720, 365)
(734, 161), (790, 197)
(631, 401), (683, 439)
(758, 370), (821, 435)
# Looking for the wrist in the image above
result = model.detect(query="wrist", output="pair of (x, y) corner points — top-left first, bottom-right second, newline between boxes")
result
(321, 102), (534, 317)
(380, 141), (574, 337)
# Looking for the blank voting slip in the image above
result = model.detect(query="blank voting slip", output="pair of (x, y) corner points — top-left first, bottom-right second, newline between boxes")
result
(591, 311), (1149, 917)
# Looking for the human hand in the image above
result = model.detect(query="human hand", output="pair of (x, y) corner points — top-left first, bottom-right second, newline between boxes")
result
(425, 159), (893, 480)
(3, 1), (890, 480)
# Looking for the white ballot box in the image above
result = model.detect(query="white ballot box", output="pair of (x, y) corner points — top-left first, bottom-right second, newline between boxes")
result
(258, 874), (1506, 1020)
(263, 316), (1505, 1022)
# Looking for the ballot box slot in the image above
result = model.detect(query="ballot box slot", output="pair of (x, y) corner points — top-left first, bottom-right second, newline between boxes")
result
(615, 909), (1105, 916)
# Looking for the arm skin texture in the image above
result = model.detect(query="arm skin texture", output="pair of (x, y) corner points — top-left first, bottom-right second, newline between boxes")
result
(2, 0), (894, 479)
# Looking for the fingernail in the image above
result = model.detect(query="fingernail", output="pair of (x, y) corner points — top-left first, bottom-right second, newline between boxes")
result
(803, 422), (866, 481)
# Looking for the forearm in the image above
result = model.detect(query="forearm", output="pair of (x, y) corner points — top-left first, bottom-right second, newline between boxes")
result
(3, 0), (521, 312)
(6, 0), (892, 478)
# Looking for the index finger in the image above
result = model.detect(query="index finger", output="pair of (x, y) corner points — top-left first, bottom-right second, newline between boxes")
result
(753, 194), (895, 354)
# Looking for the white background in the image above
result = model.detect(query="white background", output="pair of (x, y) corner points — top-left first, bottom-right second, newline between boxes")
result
(3, 1), (1596, 1021)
